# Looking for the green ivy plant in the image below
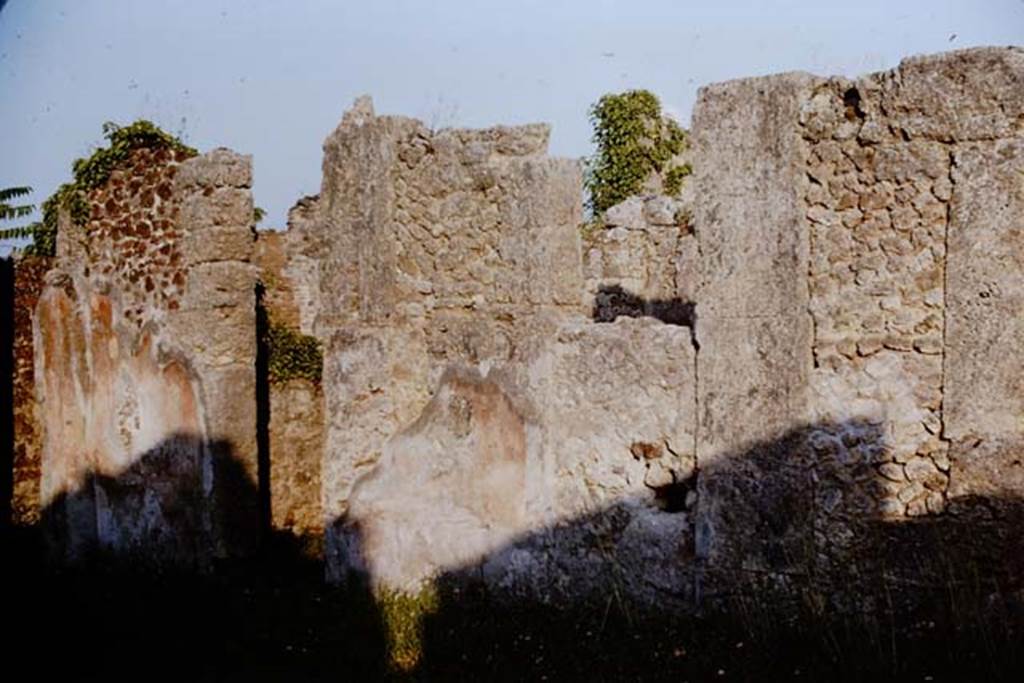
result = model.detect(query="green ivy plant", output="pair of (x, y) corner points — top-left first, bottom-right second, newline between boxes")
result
(585, 89), (690, 216)
(263, 317), (323, 384)
(4, 120), (196, 256)
(663, 162), (693, 198)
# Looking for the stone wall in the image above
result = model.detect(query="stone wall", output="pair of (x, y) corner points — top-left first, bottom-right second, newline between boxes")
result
(35, 146), (259, 566)
(254, 228), (324, 550)
(584, 193), (697, 323)
(692, 47), (1024, 601)
(304, 97), (706, 605)
(311, 98), (583, 555)
(6, 46), (1022, 613)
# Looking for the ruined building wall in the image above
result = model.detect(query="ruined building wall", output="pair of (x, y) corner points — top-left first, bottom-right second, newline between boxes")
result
(306, 97), (701, 602)
(7, 46), (1021, 610)
(311, 98), (585, 533)
(584, 193), (697, 323)
(254, 228), (324, 548)
(692, 47), (1024, 599)
(35, 147), (259, 565)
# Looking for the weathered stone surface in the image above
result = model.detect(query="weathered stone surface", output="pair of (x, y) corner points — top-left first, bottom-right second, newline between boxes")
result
(800, 74), (954, 531)
(691, 74), (816, 590)
(338, 316), (697, 604)
(946, 138), (1024, 503)
(314, 98), (589, 584)
(35, 148), (258, 565)
(8, 256), (50, 526)
(268, 378), (323, 543)
(604, 196), (643, 227)
(693, 71), (815, 318)
(314, 97), (582, 333)
(584, 193), (695, 325)
(882, 47), (1024, 142)
(341, 367), (532, 590)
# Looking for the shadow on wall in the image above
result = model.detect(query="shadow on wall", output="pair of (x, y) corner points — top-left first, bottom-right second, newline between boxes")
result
(2, 432), (389, 680)
(592, 283), (696, 328)
(406, 420), (1024, 680)
(255, 282), (273, 538)
(3, 425), (1024, 680)
(39, 434), (262, 567)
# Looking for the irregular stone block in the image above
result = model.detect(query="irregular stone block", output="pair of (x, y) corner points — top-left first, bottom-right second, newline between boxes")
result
(692, 72), (817, 318)
(175, 148), (253, 188)
(946, 138), (1024, 501)
(882, 47), (1024, 142)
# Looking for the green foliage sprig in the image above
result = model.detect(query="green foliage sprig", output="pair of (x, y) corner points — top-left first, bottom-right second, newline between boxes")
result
(0, 186), (34, 220)
(663, 162), (693, 198)
(263, 317), (323, 385)
(585, 90), (689, 216)
(377, 586), (440, 672)
(6, 120), (196, 256)
(0, 186), (37, 245)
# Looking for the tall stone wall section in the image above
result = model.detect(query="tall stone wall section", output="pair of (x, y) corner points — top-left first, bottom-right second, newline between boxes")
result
(692, 47), (1024, 600)
(254, 228), (324, 550)
(313, 98), (583, 547)
(691, 73), (817, 597)
(309, 98), (699, 603)
(35, 147), (259, 566)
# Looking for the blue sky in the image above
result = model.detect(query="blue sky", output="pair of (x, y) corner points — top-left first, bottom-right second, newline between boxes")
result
(1, 0), (1022, 250)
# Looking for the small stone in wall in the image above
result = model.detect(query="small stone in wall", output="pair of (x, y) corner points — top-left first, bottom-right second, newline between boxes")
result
(604, 196), (644, 227)
(642, 195), (683, 226)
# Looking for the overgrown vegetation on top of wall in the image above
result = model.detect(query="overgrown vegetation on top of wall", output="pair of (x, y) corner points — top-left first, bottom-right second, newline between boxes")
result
(0, 121), (196, 256)
(585, 89), (691, 216)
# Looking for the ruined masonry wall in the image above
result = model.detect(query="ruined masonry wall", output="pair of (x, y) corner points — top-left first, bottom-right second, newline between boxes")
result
(254, 229), (324, 546)
(35, 147), (258, 565)
(314, 98), (584, 541)
(9, 46), (1022, 610)
(692, 47), (1024, 597)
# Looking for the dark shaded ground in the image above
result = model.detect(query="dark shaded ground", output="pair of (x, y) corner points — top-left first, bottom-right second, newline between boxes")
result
(1, 527), (386, 682)
(2, 520), (1022, 682)
(4, 441), (1023, 683)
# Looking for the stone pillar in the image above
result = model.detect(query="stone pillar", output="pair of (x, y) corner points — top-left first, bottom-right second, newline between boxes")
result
(691, 73), (817, 597)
